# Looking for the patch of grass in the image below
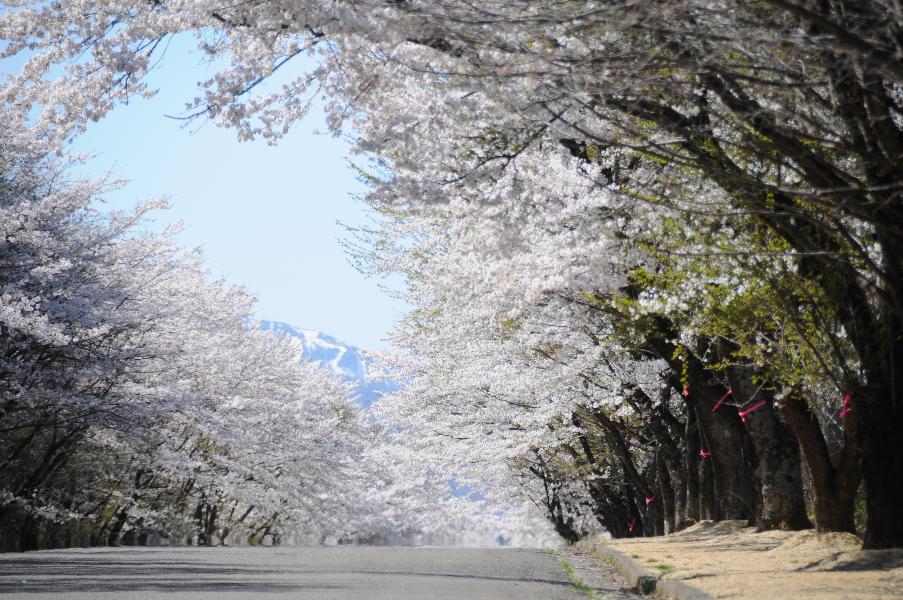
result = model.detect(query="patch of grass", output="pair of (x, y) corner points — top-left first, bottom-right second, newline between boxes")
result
(557, 557), (605, 600)
(631, 553), (640, 558)
(640, 556), (676, 576)
(652, 562), (676, 576)
(596, 553), (616, 566)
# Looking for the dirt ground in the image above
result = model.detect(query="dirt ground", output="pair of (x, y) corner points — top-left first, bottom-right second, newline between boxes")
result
(586, 520), (903, 599)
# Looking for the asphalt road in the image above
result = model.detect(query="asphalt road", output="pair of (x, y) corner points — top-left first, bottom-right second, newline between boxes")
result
(0, 546), (638, 599)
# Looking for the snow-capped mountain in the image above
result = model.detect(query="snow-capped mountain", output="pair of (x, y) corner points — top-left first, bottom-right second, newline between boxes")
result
(258, 320), (396, 407)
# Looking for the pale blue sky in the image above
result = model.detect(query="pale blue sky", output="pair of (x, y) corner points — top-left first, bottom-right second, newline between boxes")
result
(7, 36), (404, 350)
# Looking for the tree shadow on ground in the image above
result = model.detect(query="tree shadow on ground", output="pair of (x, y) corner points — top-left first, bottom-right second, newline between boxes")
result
(795, 549), (903, 573)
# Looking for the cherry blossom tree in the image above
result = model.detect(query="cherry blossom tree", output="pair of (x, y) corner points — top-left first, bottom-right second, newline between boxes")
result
(2, 0), (902, 548)
(0, 117), (474, 550)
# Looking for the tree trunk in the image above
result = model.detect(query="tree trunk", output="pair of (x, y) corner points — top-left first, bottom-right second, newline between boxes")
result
(859, 383), (903, 548)
(780, 394), (859, 533)
(644, 325), (758, 521)
(20, 513), (40, 551)
(670, 462), (687, 532)
(656, 452), (676, 534)
(691, 395), (755, 520)
(723, 356), (811, 530)
(699, 438), (717, 520)
(684, 406), (701, 525)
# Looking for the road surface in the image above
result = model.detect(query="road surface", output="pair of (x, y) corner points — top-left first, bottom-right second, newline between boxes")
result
(0, 546), (638, 599)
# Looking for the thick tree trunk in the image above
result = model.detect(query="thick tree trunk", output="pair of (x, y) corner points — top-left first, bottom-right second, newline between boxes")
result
(20, 513), (40, 551)
(587, 479), (629, 538)
(108, 506), (129, 546)
(692, 396), (756, 520)
(0, 504), (25, 552)
(699, 440), (717, 520)
(643, 467), (664, 536)
(859, 383), (903, 548)
(780, 394), (859, 534)
(624, 486), (645, 537)
(684, 406), (701, 524)
(656, 452), (676, 533)
(723, 357), (811, 531)
(746, 403), (810, 530)
(644, 326), (758, 521)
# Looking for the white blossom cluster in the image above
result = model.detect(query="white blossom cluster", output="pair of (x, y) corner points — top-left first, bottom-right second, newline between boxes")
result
(2, 0), (897, 543)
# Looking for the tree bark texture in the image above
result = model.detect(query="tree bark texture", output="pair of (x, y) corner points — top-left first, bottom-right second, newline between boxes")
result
(723, 356), (811, 530)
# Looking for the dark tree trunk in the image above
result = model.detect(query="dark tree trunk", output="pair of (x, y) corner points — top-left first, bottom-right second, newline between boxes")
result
(625, 486), (646, 537)
(642, 325), (758, 521)
(684, 405), (701, 525)
(670, 460), (687, 532)
(108, 506), (129, 546)
(0, 504), (25, 552)
(691, 394), (756, 520)
(859, 382), (903, 549)
(656, 452), (676, 534)
(630, 386), (687, 533)
(204, 503), (219, 544)
(643, 466), (664, 536)
(20, 513), (40, 551)
(587, 479), (628, 538)
(551, 508), (580, 544)
(530, 460), (581, 543)
(723, 356), (811, 530)
(699, 439), (717, 521)
(585, 407), (656, 505)
(780, 394), (859, 533)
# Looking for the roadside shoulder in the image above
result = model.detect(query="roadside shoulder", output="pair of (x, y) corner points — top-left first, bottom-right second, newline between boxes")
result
(569, 540), (711, 600)
(555, 544), (648, 599)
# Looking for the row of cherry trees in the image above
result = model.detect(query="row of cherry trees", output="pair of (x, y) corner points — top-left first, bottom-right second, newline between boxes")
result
(1, 1), (901, 548)
(352, 2), (899, 547)
(0, 115), (521, 551)
(0, 116), (386, 550)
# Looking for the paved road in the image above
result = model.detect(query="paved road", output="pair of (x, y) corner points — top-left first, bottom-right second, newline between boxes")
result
(0, 546), (638, 599)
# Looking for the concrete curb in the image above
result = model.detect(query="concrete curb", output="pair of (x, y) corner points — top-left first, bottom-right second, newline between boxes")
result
(589, 544), (712, 600)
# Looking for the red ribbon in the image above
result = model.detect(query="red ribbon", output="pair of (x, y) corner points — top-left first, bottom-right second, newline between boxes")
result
(840, 393), (853, 419)
(683, 383), (690, 397)
(739, 400), (767, 423)
(699, 449), (711, 458)
(645, 495), (655, 504)
(628, 518), (637, 532)
(712, 389), (733, 412)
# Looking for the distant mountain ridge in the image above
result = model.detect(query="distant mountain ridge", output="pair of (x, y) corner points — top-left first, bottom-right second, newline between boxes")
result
(258, 320), (395, 407)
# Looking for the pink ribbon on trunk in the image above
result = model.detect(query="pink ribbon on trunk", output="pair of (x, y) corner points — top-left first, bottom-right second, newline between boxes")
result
(739, 400), (767, 423)
(840, 393), (853, 419)
(712, 389), (733, 412)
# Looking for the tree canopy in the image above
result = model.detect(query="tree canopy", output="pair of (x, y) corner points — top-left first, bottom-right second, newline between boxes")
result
(1, 0), (902, 549)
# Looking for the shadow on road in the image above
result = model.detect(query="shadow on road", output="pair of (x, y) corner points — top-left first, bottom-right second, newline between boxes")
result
(0, 550), (580, 596)
(0, 556), (329, 595)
